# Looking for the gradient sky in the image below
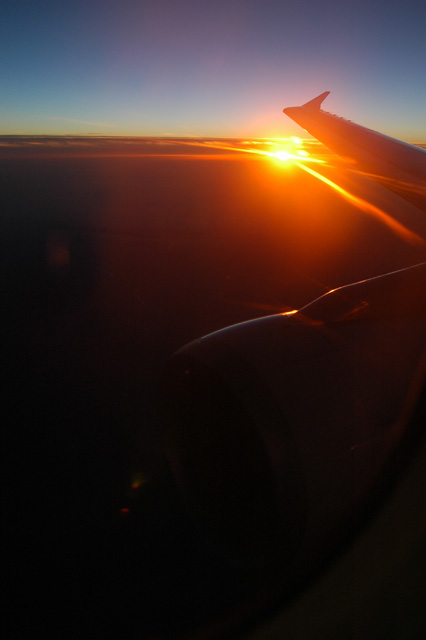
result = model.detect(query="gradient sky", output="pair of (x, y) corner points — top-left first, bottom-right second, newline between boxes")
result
(1, 0), (425, 140)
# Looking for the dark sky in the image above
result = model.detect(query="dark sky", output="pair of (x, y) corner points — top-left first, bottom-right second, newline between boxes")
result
(1, 0), (425, 139)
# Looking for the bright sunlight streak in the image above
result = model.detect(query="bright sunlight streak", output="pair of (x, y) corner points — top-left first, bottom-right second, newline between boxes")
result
(295, 161), (425, 246)
(158, 137), (424, 246)
(261, 138), (424, 246)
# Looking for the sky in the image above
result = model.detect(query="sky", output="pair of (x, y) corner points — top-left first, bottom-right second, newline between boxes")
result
(1, 0), (425, 140)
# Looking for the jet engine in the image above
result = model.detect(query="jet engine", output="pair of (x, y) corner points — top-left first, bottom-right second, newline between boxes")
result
(156, 262), (426, 604)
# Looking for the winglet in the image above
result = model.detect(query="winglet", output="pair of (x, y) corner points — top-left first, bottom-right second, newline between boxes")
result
(302, 91), (330, 110)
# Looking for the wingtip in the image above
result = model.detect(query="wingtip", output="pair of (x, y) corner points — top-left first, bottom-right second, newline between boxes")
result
(283, 91), (330, 116)
(302, 91), (330, 110)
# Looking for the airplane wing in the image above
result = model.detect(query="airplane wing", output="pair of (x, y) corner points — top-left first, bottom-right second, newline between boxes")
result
(154, 94), (426, 637)
(284, 92), (426, 211)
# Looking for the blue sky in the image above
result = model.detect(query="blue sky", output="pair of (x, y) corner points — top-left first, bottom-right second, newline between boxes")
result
(1, 0), (425, 139)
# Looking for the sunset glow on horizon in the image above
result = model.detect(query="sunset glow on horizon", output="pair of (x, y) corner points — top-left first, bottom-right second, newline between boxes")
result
(1, 127), (424, 253)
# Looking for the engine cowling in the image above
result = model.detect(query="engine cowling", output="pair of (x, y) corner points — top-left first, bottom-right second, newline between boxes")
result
(158, 262), (426, 580)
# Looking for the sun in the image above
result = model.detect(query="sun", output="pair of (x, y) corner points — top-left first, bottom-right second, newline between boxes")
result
(274, 150), (292, 162)
(268, 138), (312, 163)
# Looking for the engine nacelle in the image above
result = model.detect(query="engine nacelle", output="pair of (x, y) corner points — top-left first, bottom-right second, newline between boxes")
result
(158, 263), (426, 579)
